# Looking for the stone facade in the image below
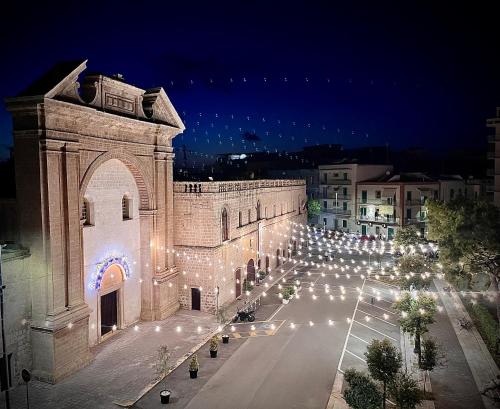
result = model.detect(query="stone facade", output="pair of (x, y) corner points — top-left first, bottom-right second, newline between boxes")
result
(173, 180), (307, 313)
(4, 60), (184, 382)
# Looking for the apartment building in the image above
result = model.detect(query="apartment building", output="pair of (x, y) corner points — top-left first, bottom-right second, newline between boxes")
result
(356, 173), (439, 239)
(318, 164), (393, 232)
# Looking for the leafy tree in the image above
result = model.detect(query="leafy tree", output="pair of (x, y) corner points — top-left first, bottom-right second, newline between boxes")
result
(397, 254), (432, 290)
(427, 198), (500, 344)
(393, 292), (437, 363)
(308, 198), (321, 218)
(419, 338), (446, 395)
(343, 368), (383, 409)
(365, 338), (402, 409)
(393, 225), (421, 253)
(388, 371), (424, 409)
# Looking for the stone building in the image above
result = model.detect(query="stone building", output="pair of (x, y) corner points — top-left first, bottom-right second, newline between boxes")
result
(0, 60), (306, 384)
(173, 180), (307, 312)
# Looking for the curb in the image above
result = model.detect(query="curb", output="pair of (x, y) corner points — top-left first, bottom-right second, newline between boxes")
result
(325, 371), (348, 409)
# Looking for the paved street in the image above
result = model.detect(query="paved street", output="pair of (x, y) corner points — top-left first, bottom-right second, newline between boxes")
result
(136, 234), (400, 409)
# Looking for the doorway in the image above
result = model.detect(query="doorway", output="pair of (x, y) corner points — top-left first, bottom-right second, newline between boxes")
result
(247, 259), (255, 283)
(361, 224), (367, 235)
(100, 290), (118, 337)
(191, 288), (201, 310)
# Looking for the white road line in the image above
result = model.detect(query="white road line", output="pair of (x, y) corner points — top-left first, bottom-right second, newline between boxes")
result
(353, 320), (398, 342)
(356, 309), (396, 326)
(350, 333), (369, 344)
(367, 278), (399, 288)
(359, 300), (396, 315)
(346, 349), (367, 363)
(337, 278), (366, 371)
(267, 304), (284, 321)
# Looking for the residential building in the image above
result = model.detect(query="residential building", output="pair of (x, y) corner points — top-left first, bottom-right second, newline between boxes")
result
(487, 107), (500, 206)
(438, 175), (465, 203)
(318, 163), (393, 231)
(356, 173), (439, 239)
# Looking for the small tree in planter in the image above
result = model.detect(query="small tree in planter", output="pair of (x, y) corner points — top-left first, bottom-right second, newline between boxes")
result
(388, 371), (423, 409)
(419, 337), (446, 396)
(189, 354), (199, 379)
(153, 345), (171, 404)
(365, 338), (402, 409)
(209, 336), (219, 358)
(282, 287), (294, 304)
(257, 270), (266, 281)
(343, 368), (383, 409)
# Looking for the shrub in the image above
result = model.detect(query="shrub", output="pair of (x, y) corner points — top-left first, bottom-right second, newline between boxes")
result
(209, 336), (219, 352)
(242, 279), (253, 292)
(282, 287), (295, 300)
(467, 302), (498, 352)
(189, 354), (199, 372)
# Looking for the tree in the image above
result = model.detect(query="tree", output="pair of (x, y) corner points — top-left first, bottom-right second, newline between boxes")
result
(308, 198), (321, 219)
(343, 368), (383, 409)
(397, 254), (432, 290)
(419, 338), (446, 395)
(393, 225), (421, 253)
(427, 198), (500, 345)
(153, 345), (171, 390)
(365, 338), (402, 409)
(388, 371), (424, 409)
(393, 292), (437, 363)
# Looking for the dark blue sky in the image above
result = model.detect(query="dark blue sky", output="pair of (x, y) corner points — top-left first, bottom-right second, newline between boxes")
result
(1, 1), (499, 159)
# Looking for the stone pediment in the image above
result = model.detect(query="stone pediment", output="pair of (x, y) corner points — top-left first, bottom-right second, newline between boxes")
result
(8, 60), (185, 130)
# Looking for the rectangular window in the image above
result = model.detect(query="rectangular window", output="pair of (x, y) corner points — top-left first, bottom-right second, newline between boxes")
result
(360, 207), (367, 216)
(323, 217), (327, 225)
(406, 208), (412, 220)
(343, 202), (348, 211)
(323, 201), (327, 209)
(323, 187), (327, 197)
(343, 187), (348, 196)
(323, 173), (327, 183)
(342, 220), (347, 228)
(361, 190), (367, 203)
(343, 172), (348, 180)
(406, 191), (412, 201)
(376, 190), (381, 199)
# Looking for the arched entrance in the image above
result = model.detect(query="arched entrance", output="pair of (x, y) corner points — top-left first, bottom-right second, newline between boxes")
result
(98, 263), (125, 339)
(276, 249), (281, 267)
(247, 259), (256, 283)
(235, 268), (242, 298)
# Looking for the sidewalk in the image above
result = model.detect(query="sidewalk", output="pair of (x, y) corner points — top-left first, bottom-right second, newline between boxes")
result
(0, 310), (218, 409)
(434, 278), (499, 409)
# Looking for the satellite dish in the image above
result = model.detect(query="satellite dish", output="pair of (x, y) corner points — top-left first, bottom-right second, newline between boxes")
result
(21, 369), (31, 383)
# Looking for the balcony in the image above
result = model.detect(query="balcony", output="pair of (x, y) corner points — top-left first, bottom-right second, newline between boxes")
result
(358, 198), (396, 206)
(321, 178), (352, 185)
(358, 215), (400, 225)
(323, 208), (352, 216)
(405, 199), (425, 206)
(323, 193), (351, 200)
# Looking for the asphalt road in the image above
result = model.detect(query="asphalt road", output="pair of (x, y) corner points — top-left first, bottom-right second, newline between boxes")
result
(138, 233), (400, 409)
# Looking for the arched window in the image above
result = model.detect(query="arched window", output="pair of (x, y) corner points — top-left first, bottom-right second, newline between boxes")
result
(222, 208), (229, 241)
(248, 209), (251, 224)
(239, 211), (242, 227)
(256, 201), (261, 220)
(122, 195), (132, 220)
(81, 199), (92, 225)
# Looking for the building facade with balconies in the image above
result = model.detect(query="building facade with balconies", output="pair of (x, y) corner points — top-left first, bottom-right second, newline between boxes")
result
(487, 107), (500, 206)
(318, 164), (393, 231)
(356, 173), (439, 239)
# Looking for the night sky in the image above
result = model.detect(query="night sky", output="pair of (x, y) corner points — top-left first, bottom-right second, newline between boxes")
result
(1, 1), (499, 160)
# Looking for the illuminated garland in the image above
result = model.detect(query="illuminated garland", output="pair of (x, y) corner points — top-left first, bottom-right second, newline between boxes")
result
(90, 255), (131, 290)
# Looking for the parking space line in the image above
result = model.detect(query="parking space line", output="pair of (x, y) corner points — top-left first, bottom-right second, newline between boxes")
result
(345, 349), (367, 363)
(356, 309), (396, 326)
(350, 333), (369, 344)
(359, 300), (396, 314)
(337, 278), (366, 371)
(353, 320), (398, 342)
(367, 278), (399, 288)
(267, 304), (284, 321)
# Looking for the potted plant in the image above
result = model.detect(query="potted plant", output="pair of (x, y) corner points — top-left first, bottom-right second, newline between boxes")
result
(189, 354), (199, 379)
(153, 345), (171, 404)
(222, 334), (229, 344)
(209, 336), (219, 358)
(258, 270), (266, 281)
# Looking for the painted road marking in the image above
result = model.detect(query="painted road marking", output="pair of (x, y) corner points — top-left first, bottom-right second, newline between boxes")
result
(353, 320), (398, 342)
(350, 333), (369, 344)
(346, 349), (367, 363)
(360, 300), (396, 315)
(357, 309), (397, 326)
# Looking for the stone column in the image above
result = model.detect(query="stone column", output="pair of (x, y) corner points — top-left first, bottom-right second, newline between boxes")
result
(165, 150), (175, 267)
(139, 209), (155, 321)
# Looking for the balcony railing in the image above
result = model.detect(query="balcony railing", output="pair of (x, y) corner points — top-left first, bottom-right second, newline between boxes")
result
(358, 198), (396, 206)
(323, 193), (351, 200)
(405, 199), (425, 206)
(358, 215), (400, 225)
(321, 179), (352, 185)
(323, 208), (352, 216)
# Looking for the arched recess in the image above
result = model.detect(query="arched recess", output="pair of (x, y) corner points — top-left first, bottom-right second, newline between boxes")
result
(247, 259), (255, 283)
(79, 150), (154, 211)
